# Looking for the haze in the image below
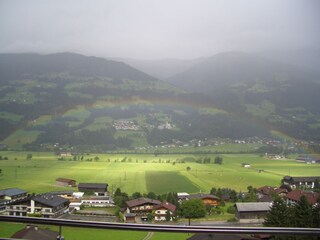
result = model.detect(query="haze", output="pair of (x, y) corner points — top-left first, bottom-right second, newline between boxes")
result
(0, 0), (319, 59)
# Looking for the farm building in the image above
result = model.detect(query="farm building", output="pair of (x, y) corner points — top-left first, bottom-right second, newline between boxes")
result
(188, 193), (220, 206)
(81, 196), (113, 207)
(256, 186), (288, 200)
(124, 213), (136, 223)
(235, 202), (271, 223)
(56, 178), (77, 187)
(154, 201), (176, 221)
(282, 176), (320, 189)
(126, 197), (161, 215)
(78, 183), (108, 196)
(296, 155), (320, 164)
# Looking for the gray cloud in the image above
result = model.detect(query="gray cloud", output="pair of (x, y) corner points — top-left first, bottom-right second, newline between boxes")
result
(0, 0), (319, 59)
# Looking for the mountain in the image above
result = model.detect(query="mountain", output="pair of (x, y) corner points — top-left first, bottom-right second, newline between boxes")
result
(167, 51), (320, 141)
(0, 52), (157, 82)
(0, 52), (319, 151)
(115, 57), (205, 79)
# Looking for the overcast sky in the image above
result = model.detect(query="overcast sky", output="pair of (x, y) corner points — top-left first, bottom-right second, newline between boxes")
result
(0, 0), (319, 59)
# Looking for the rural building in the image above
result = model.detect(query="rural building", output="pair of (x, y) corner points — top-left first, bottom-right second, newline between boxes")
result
(256, 186), (288, 201)
(124, 213), (136, 223)
(6, 193), (69, 218)
(296, 155), (320, 164)
(126, 197), (161, 215)
(235, 202), (271, 223)
(154, 202), (176, 221)
(81, 196), (113, 207)
(188, 193), (220, 206)
(11, 225), (59, 240)
(282, 176), (320, 189)
(242, 163), (251, 168)
(0, 188), (28, 202)
(177, 192), (190, 202)
(56, 178), (77, 187)
(286, 190), (320, 206)
(78, 183), (108, 196)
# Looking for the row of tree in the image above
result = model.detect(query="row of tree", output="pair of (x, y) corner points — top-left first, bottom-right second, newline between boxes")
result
(264, 196), (320, 228)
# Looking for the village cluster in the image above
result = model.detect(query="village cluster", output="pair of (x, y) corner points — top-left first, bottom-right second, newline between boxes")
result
(1, 175), (319, 225)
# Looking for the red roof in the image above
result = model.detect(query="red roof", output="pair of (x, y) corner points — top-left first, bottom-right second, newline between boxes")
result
(257, 186), (275, 195)
(154, 201), (176, 212)
(126, 198), (161, 208)
(286, 190), (319, 205)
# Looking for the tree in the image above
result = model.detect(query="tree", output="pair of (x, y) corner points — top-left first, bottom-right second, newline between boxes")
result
(165, 210), (171, 221)
(186, 166), (191, 171)
(312, 197), (320, 227)
(181, 199), (206, 225)
(294, 195), (313, 227)
(264, 197), (290, 227)
(26, 153), (32, 160)
(214, 156), (223, 164)
(147, 192), (157, 199)
(131, 192), (142, 199)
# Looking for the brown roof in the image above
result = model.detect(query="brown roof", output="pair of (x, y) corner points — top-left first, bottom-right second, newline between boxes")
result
(12, 226), (58, 240)
(189, 193), (220, 200)
(56, 177), (76, 183)
(154, 201), (176, 212)
(126, 198), (161, 208)
(256, 186), (275, 195)
(286, 190), (319, 205)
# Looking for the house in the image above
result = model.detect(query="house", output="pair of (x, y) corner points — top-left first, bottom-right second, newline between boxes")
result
(235, 202), (271, 223)
(6, 193), (69, 218)
(188, 193), (220, 206)
(286, 190), (320, 206)
(56, 178), (77, 187)
(296, 155), (320, 164)
(282, 176), (320, 189)
(154, 201), (176, 221)
(11, 225), (60, 240)
(126, 197), (161, 215)
(177, 192), (190, 202)
(78, 183), (108, 196)
(0, 188), (28, 202)
(256, 186), (288, 201)
(81, 196), (113, 207)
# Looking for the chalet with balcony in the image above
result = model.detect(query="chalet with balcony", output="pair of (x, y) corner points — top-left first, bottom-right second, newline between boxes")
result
(6, 193), (69, 218)
(154, 201), (176, 221)
(126, 197), (161, 215)
(188, 193), (220, 206)
(286, 190), (320, 206)
(0, 188), (28, 202)
(282, 176), (320, 189)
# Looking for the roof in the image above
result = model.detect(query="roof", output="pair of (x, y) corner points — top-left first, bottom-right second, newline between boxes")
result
(56, 177), (76, 183)
(235, 202), (271, 212)
(256, 186), (275, 195)
(11, 226), (58, 240)
(126, 198), (161, 208)
(0, 188), (27, 197)
(154, 201), (176, 212)
(286, 190), (320, 205)
(32, 194), (69, 208)
(78, 183), (108, 189)
(283, 176), (320, 183)
(189, 193), (220, 200)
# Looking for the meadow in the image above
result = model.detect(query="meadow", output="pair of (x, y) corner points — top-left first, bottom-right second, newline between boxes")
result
(1, 151), (319, 194)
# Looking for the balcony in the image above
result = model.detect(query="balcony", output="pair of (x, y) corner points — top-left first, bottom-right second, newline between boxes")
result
(0, 215), (319, 240)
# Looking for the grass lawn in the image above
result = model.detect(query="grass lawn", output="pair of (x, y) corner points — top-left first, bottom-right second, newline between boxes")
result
(0, 152), (319, 194)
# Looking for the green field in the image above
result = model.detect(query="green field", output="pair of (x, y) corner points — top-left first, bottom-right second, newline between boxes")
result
(1, 152), (320, 195)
